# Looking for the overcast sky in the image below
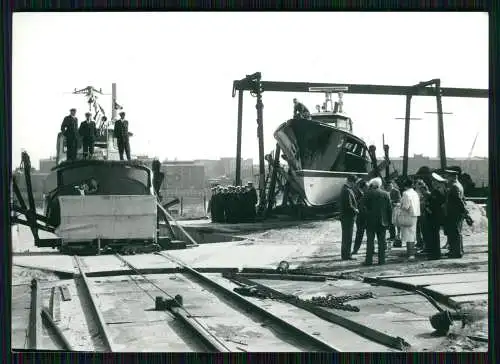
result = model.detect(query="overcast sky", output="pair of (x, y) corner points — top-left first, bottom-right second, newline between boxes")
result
(12, 12), (488, 170)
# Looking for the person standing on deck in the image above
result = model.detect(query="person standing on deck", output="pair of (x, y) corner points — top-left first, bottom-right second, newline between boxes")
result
(61, 108), (79, 161)
(113, 111), (131, 161)
(79, 112), (97, 159)
(340, 175), (359, 261)
(361, 177), (392, 266)
(293, 98), (311, 119)
(352, 179), (368, 256)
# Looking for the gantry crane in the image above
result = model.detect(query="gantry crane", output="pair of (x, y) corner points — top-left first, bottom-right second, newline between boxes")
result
(232, 73), (488, 215)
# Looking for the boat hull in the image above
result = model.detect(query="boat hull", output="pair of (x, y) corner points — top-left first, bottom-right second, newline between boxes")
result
(293, 170), (368, 206)
(45, 160), (154, 228)
(274, 118), (370, 207)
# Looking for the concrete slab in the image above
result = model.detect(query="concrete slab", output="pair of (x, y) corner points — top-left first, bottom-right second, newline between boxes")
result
(167, 242), (318, 270)
(11, 285), (31, 349)
(108, 321), (203, 352)
(88, 273), (317, 352)
(422, 281), (488, 298)
(119, 254), (178, 270)
(374, 270), (488, 280)
(448, 294), (488, 306)
(79, 255), (127, 273)
(52, 278), (107, 351)
(236, 277), (448, 351)
(206, 274), (395, 352)
(13, 255), (76, 274)
(381, 272), (487, 287)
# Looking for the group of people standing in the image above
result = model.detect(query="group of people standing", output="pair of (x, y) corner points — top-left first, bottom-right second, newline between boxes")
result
(60, 108), (132, 162)
(340, 169), (472, 265)
(208, 183), (258, 223)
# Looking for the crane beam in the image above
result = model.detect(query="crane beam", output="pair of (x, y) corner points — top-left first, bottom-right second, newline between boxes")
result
(233, 80), (488, 98)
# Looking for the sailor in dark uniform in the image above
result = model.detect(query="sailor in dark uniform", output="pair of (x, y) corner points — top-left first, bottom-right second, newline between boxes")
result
(216, 187), (226, 223)
(78, 112), (97, 159)
(226, 186), (236, 223)
(444, 169), (470, 258)
(61, 108), (79, 161)
(247, 182), (258, 220)
(113, 111), (131, 161)
(209, 187), (217, 222)
(293, 98), (311, 119)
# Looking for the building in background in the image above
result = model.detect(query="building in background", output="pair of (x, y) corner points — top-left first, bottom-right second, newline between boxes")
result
(195, 157), (255, 185)
(39, 157), (57, 173)
(13, 154), (487, 211)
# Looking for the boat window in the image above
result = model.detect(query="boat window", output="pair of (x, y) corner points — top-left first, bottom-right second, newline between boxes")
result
(336, 118), (349, 129)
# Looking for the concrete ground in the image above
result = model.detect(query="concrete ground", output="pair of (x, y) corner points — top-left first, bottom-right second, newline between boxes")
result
(10, 202), (488, 352)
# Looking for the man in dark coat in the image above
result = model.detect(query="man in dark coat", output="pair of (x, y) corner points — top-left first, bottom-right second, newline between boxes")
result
(113, 111), (131, 160)
(247, 182), (258, 220)
(340, 175), (359, 260)
(362, 177), (392, 265)
(61, 108), (79, 161)
(78, 112), (97, 159)
(444, 170), (468, 258)
(209, 187), (218, 223)
(385, 180), (401, 244)
(352, 179), (368, 255)
(426, 172), (447, 259)
(293, 98), (311, 119)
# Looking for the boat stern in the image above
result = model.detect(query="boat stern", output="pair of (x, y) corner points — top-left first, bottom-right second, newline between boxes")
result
(55, 195), (158, 246)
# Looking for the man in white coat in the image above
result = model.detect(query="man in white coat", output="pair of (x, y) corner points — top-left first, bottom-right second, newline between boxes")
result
(399, 178), (420, 260)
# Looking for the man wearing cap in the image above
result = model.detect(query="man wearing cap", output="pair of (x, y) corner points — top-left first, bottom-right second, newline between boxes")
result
(61, 108), (79, 161)
(340, 175), (359, 260)
(79, 112), (97, 159)
(444, 169), (468, 258)
(113, 111), (131, 161)
(426, 172), (447, 259)
(293, 98), (311, 119)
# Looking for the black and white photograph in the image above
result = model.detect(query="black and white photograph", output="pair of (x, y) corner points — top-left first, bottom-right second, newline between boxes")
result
(9, 11), (489, 352)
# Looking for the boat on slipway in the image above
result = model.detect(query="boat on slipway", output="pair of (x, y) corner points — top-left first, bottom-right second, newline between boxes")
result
(13, 84), (173, 254)
(274, 89), (371, 207)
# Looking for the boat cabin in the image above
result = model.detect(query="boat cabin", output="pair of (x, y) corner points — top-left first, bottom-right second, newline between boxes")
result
(310, 113), (353, 133)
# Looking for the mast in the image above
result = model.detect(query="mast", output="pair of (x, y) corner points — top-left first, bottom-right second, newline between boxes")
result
(111, 83), (117, 121)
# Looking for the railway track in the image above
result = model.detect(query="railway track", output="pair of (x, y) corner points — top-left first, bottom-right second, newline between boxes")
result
(21, 252), (408, 352)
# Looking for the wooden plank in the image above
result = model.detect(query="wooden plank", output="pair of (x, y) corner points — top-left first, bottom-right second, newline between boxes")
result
(13, 255), (77, 274)
(373, 270), (487, 280)
(59, 285), (72, 301)
(49, 287), (61, 322)
(422, 281), (488, 298)
(385, 272), (487, 287)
